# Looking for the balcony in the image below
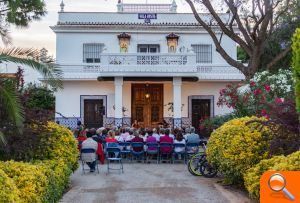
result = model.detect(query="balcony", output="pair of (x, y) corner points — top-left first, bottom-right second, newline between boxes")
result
(58, 53), (245, 80)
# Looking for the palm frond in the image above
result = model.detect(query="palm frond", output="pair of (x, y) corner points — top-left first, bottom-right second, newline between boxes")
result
(0, 79), (24, 128)
(0, 131), (6, 146)
(0, 47), (62, 88)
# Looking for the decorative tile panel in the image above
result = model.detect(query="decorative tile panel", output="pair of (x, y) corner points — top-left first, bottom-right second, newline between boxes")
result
(104, 117), (115, 127)
(123, 117), (131, 127)
(173, 118), (182, 128)
(55, 117), (81, 129)
(182, 117), (192, 128)
(115, 118), (123, 127)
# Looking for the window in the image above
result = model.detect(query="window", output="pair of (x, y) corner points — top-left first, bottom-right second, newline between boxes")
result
(83, 43), (103, 63)
(191, 44), (212, 63)
(137, 44), (160, 53)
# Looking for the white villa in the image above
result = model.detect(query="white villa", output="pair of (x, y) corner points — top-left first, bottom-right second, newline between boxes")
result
(52, 1), (244, 130)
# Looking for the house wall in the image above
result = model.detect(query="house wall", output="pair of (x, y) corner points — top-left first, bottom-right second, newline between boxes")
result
(56, 32), (236, 65)
(55, 80), (232, 128)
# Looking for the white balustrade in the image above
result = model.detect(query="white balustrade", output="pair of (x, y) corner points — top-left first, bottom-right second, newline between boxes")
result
(58, 53), (245, 80)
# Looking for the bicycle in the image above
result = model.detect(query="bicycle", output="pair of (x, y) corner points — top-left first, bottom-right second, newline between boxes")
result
(187, 141), (217, 178)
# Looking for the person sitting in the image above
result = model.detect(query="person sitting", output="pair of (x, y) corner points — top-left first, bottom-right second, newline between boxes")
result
(77, 129), (87, 151)
(186, 127), (200, 153)
(159, 128), (165, 139)
(152, 128), (160, 142)
(81, 131), (98, 172)
(146, 129), (157, 151)
(131, 131), (144, 152)
(174, 132), (186, 153)
(105, 130), (118, 147)
(132, 119), (140, 129)
(160, 129), (173, 154)
(184, 127), (191, 140)
(118, 127), (131, 142)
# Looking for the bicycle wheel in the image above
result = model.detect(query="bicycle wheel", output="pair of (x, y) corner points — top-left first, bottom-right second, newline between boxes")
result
(199, 159), (218, 178)
(187, 153), (205, 176)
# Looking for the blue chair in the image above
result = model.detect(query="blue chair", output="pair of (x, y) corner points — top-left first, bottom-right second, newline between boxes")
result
(146, 142), (159, 164)
(159, 142), (173, 163)
(80, 148), (99, 174)
(119, 142), (132, 160)
(186, 142), (200, 159)
(172, 143), (186, 164)
(106, 147), (124, 174)
(131, 142), (145, 162)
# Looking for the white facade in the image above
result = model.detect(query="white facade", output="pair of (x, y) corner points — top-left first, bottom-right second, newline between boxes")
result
(52, 2), (244, 129)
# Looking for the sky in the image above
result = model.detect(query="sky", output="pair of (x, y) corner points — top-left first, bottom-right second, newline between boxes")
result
(9, 0), (194, 57)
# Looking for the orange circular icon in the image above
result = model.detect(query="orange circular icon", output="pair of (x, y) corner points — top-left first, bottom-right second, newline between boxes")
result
(268, 173), (286, 191)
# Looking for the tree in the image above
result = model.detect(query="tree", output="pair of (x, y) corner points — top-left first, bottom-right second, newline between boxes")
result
(292, 28), (300, 113)
(185, 0), (297, 78)
(0, 0), (46, 45)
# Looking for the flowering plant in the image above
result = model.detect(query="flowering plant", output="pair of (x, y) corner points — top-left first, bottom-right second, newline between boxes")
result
(217, 69), (295, 119)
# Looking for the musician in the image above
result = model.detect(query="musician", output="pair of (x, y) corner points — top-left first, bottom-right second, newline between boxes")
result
(132, 119), (140, 129)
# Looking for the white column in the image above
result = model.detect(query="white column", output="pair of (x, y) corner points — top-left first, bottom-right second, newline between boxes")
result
(114, 77), (123, 127)
(173, 77), (182, 128)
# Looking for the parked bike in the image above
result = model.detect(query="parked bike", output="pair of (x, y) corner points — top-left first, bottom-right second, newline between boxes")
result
(187, 141), (217, 178)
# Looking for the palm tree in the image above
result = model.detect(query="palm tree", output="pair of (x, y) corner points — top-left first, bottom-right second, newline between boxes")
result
(0, 47), (62, 144)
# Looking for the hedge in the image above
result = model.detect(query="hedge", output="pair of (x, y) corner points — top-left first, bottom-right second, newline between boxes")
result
(206, 116), (273, 185)
(0, 122), (78, 203)
(244, 150), (300, 199)
(292, 28), (300, 112)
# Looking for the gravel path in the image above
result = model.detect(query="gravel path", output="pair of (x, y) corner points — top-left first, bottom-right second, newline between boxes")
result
(61, 163), (250, 203)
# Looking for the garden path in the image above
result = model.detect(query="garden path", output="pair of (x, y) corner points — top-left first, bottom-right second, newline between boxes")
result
(61, 163), (252, 203)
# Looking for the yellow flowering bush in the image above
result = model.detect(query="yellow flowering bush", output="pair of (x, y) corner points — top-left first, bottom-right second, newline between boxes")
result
(0, 168), (20, 203)
(206, 116), (272, 185)
(244, 150), (300, 199)
(0, 122), (79, 202)
(37, 122), (79, 171)
(0, 161), (49, 203)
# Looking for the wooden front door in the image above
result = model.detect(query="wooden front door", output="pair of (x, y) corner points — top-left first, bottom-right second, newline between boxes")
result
(192, 99), (211, 132)
(132, 84), (163, 128)
(84, 99), (103, 128)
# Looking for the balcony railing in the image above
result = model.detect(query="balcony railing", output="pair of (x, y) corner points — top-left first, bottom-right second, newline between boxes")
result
(57, 53), (244, 80)
(107, 53), (192, 66)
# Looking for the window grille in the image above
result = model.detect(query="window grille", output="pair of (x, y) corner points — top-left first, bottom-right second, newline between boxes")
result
(83, 43), (103, 63)
(191, 44), (212, 63)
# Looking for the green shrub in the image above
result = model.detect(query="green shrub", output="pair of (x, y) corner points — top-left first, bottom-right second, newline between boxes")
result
(206, 116), (273, 185)
(36, 122), (79, 171)
(292, 28), (300, 112)
(244, 151), (300, 199)
(0, 122), (79, 202)
(0, 168), (20, 203)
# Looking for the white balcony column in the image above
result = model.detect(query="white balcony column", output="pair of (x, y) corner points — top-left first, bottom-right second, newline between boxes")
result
(173, 77), (182, 128)
(114, 77), (123, 127)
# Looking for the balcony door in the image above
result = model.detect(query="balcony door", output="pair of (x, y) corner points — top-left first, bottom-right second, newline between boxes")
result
(131, 84), (163, 128)
(137, 44), (160, 65)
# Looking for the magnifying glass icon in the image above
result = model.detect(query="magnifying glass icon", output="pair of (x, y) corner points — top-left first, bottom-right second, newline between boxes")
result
(268, 173), (295, 201)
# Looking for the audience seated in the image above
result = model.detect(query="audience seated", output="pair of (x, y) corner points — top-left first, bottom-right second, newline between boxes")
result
(131, 131), (144, 152)
(119, 127), (132, 142)
(152, 128), (160, 141)
(105, 130), (118, 147)
(174, 132), (186, 153)
(81, 131), (98, 172)
(146, 129), (157, 150)
(160, 129), (173, 154)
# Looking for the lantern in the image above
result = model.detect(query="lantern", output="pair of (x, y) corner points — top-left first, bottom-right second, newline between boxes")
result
(166, 33), (179, 53)
(117, 32), (131, 53)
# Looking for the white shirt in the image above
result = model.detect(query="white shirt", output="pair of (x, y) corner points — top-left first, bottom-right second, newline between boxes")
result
(81, 138), (98, 162)
(174, 139), (186, 152)
(153, 133), (160, 141)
